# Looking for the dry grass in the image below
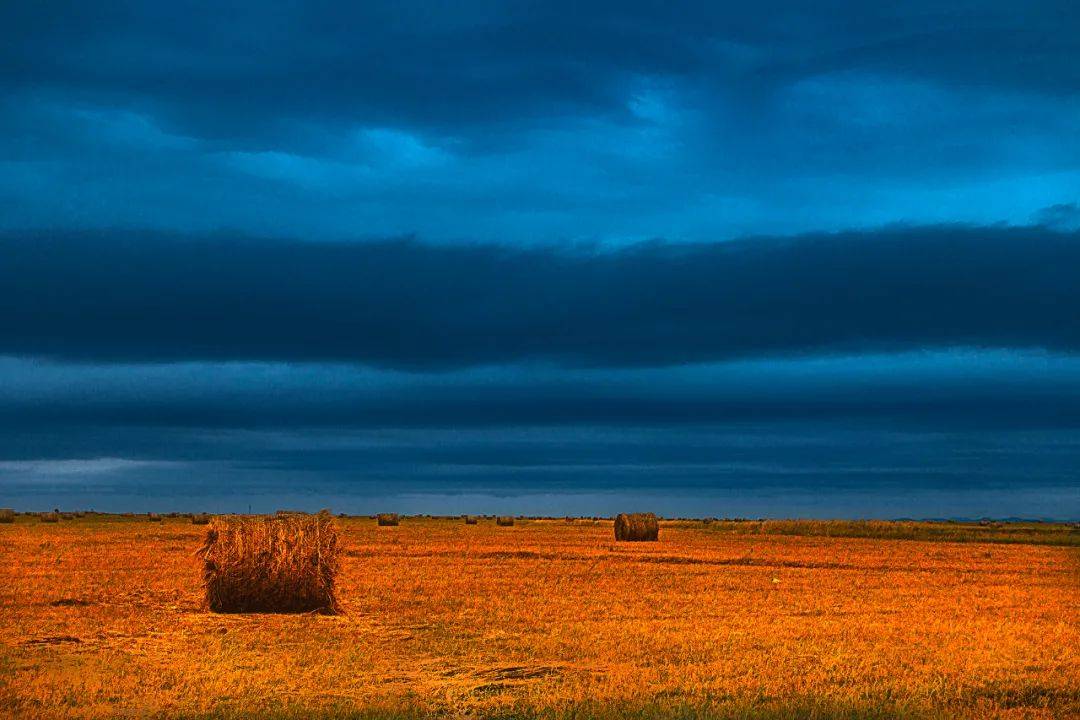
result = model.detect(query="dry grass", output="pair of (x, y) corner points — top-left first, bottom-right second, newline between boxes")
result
(613, 513), (659, 542)
(199, 513), (341, 614)
(691, 518), (1080, 546)
(0, 516), (1077, 719)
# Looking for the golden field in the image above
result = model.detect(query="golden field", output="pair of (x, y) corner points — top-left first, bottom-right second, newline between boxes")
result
(1, 515), (1078, 719)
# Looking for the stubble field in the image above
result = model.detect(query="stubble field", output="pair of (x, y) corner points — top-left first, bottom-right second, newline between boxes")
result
(1, 516), (1078, 719)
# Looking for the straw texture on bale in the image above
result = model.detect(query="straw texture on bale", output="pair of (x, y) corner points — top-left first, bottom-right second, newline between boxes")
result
(496, 516), (515, 526)
(200, 512), (341, 614)
(0, 508), (14, 523)
(614, 512), (659, 541)
(191, 513), (211, 525)
(377, 513), (400, 526)
(40, 512), (60, 523)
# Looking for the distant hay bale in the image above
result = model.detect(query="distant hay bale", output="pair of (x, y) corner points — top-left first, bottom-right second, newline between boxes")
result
(464, 515), (477, 524)
(0, 508), (14, 523)
(40, 512), (60, 523)
(496, 516), (514, 526)
(147, 513), (162, 522)
(377, 513), (400, 526)
(200, 512), (341, 614)
(191, 513), (211, 525)
(614, 512), (659, 542)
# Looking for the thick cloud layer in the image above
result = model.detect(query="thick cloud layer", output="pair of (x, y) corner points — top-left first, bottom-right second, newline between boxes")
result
(2, 3), (1078, 516)
(5, 2), (1078, 141)
(2, 2), (1078, 240)
(2, 225), (1077, 369)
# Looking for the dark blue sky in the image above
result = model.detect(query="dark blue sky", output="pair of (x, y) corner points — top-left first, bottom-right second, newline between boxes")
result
(1, 2), (1078, 517)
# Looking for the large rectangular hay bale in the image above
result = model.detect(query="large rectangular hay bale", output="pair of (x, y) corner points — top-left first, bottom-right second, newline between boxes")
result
(200, 512), (341, 614)
(377, 513), (399, 526)
(614, 512), (659, 541)
(495, 516), (514, 526)
(0, 508), (15, 523)
(40, 512), (60, 523)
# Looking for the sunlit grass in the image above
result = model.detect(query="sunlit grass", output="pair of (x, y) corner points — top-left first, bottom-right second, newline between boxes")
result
(1, 515), (1077, 719)
(683, 518), (1080, 546)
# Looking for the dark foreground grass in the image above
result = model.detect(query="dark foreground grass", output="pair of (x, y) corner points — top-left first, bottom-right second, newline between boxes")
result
(176, 697), (950, 720)
(163, 685), (1080, 720)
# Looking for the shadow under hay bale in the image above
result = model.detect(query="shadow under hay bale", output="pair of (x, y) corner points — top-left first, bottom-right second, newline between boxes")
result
(40, 512), (60, 523)
(377, 513), (400, 526)
(191, 513), (211, 525)
(496, 516), (515, 526)
(200, 512), (341, 614)
(614, 512), (659, 542)
(0, 508), (14, 523)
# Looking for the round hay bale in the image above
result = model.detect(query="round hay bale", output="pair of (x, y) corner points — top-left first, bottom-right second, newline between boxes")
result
(40, 512), (60, 523)
(464, 515), (477, 525)
(614, 512), (659, 542)
(0, 508), (15, 523)
(147, 513), (162, 522)
(377, 513), (400, 526)
(495, 516), (514, 527)
(200, 512), (341, 614)
(191, 513), (212, 525)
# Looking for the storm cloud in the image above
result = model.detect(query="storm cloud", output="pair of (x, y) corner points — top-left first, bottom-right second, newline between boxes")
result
(2, 2), (1078, 241)
(2, 224), (1078, 369)
(5, 2), (1078, 141)
(2, 2), (1079, 516)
